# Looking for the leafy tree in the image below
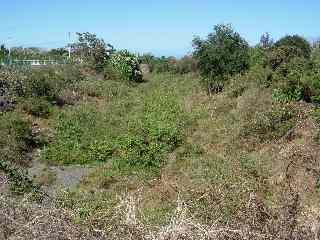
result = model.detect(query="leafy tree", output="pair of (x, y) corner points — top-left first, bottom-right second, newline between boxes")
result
(0, 45), (9, 60)
(193, 24), (250, 94)
(71, 32), (114, 71)
(274, 35), (311, 58)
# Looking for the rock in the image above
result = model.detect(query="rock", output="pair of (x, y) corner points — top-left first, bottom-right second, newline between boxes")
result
(0, 97), (14, 112)
(140, 64), (151, 74)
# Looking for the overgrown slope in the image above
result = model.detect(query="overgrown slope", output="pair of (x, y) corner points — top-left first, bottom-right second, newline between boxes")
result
(1, 70), (320, 239)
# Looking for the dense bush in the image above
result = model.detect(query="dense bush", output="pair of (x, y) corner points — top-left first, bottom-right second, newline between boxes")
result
(266, 45), (306, 71)
(114, 94), (185, 169)
(270, 55), (320, 103)
(0, 112), (41, 194)
(0, 112), (35, 166)
(227, 66), (273, 98)
(109, 50), (143, 82)
(25, 68), (61, 100)
(193, 24), (250, 93)
(258, 35), (320, 103)
(21, 98), (51, 118)
(0, 68), (26, 100)
(6, 65), (83, 104)
(41, 105), (99, 165)
(274, 35), (312, 59)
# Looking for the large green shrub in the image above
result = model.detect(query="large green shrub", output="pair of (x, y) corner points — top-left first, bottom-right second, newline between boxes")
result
(274, 35), (312, 59)
(23, 66), (84, 104)
(25, 68), (60, 100)
(109, 50), (143, 82)
(0, 112), (35, 166)
(21, 98), (52, 118)
(0, 68), (26, 100)
(267, 46), (306, 71)
(271, 56), (318, 103)
(193, 24), (250, 93)
(264, 36), (317, 103)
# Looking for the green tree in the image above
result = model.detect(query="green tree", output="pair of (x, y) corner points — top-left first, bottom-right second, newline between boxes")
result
(0, 45), (9, 61)
(193, 24), (250, 94)
(274, 35), (311, 59)
(71, 32), (114, 71)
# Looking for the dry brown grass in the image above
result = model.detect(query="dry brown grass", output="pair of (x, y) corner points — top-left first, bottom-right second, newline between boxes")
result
(0, 194), (106, 240)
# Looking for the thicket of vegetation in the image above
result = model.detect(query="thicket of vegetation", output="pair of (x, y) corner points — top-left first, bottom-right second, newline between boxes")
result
(193, 24), (250, 93)
(1, 25), (320, 239)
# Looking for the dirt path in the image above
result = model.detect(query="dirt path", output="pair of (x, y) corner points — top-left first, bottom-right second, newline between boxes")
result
(28, 152), (94, 197)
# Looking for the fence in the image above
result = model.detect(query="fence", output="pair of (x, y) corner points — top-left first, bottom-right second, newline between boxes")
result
(0, 59), (68, 67)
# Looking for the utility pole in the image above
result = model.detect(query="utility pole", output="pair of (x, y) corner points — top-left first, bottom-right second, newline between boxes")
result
(68, 32), (71, 59)
(7, 37), (12, 57)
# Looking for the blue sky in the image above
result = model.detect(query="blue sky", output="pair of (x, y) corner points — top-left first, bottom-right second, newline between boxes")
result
(1, 0), (319, 56)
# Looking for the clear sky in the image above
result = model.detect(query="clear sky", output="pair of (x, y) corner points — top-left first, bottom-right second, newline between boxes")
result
(1, 0), (319, 57)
